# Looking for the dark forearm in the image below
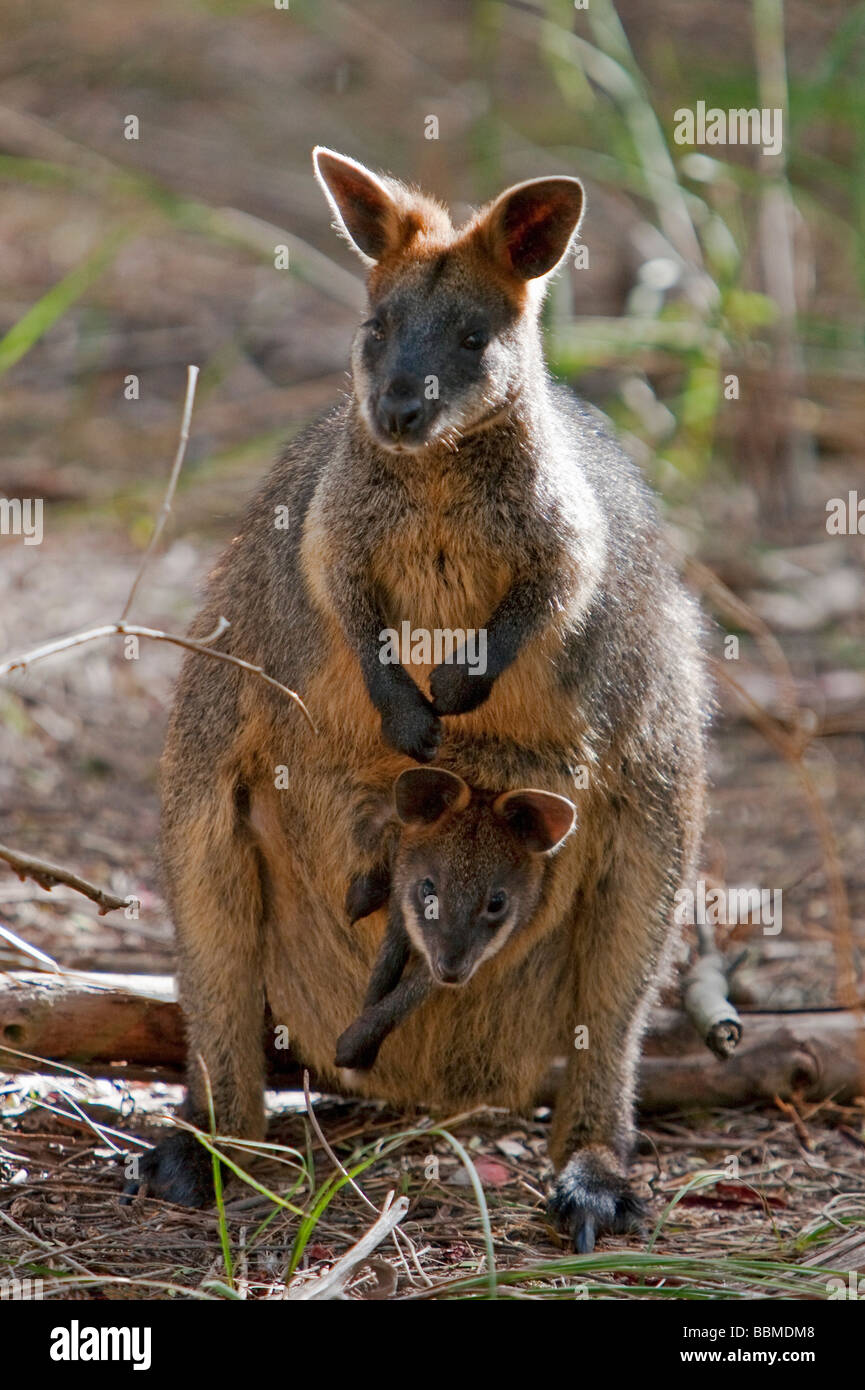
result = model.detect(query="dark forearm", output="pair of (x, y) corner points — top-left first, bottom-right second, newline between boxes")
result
(364, 907), (411, 1007)
(429, 573), (558, 716)
(333, 574), (442, 760)
(334, 967), (433, 1071)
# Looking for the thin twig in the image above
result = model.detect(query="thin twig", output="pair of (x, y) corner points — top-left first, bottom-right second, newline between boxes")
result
(118, 363), (199, 622)
(303, 1068), (377, 1214)
(0, 1208), (95, 1279)
(0, 369), (316, 926)
(713, 661), (854, 1002)
(0, 846), (129, 915)
(684, 553), (799, 725)
(0, 617), (317, 734)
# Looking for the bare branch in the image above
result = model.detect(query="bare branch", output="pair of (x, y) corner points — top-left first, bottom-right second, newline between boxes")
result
(683, 927), (743, 1060)
(0, 617), (317, 734)
(0, 844), (129, 915)
(118, 363), (199, 623)
(303, 1068), (378, 1214)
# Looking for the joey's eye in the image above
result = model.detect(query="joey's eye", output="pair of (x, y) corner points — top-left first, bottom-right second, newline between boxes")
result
(364, 318), (385, 342)
(461, 330), (487, 351)
(419, 878), (436, 901)
(486, 889), (508, 918)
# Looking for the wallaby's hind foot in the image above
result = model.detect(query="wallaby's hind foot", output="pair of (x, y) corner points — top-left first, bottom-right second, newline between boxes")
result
(547, 1146), (646, 1254)
(121, 1130), (215, 1209)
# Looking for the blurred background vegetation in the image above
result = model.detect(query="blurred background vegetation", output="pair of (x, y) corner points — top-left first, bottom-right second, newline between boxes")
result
(0, 0), (863, 534)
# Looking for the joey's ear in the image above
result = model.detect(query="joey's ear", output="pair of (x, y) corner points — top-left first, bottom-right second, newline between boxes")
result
(493, 789), (576, 854)
(313, 146), (406, 264)
(394, 768), (471, 826)
(479, 176), (584, 281)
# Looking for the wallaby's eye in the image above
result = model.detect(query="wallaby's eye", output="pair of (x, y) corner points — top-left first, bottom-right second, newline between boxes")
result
(486, 889), (508, 919)
(419, 878), (436, 901)
(364, 317), (385, 342)
(461, 330), (487, 351)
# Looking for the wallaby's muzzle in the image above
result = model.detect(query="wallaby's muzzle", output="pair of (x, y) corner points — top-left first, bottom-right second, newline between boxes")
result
(374, 376), (425, 444)
(431, 954), (475, 986)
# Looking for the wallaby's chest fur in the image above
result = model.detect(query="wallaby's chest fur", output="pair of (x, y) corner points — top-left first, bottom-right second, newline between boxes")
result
(297, 403), (607, 750)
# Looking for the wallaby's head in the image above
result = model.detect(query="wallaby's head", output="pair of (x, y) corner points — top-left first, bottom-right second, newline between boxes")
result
(313, 147), (584, 454)
(390, 767), (575, 986)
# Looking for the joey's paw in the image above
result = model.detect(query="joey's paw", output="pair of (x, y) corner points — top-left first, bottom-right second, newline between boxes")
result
(380, 697), (441, 763)
(429, 663), (494, 716)
(346, 865), (391, 924)
(121, 1131), (215, 1209)
(548, 1149), (646, 1254)
(334, 1018), (380, 1071)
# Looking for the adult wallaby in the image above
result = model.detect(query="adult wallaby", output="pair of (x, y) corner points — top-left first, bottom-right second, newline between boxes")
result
(125, 148), (706, 1254)
(336, 766), (576, 1071)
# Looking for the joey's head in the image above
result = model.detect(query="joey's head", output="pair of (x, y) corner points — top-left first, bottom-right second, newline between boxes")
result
(390, 767), (576, 986)
(313, 147), (584, 454)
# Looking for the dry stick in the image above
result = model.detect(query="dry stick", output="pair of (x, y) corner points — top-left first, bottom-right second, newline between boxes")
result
(0, 620), (314, 917)
(304, 1068), (400, 1251)
(287, 1193), (410, 1301)
(303, 1069), (377, 1215)
(302, 1070), (425, 1287)
(685, 557), (859, 1079)
(684, 554), (800, 726)
(0, 618), (315, 733)
(0, 847), (128, 916)
(0, 1208), (95, 1281)
(677, 554), (804, 1055)
(712, 661), (855, 1006)
(118, 363), (199, 623)
(683, 922), (743, 1060)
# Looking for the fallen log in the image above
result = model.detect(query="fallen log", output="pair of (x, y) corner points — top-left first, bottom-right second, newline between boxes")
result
(1, 972), (863, 1110)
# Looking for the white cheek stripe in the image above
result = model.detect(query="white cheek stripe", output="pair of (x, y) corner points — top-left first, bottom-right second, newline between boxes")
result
(401, 892), (432, 962)
(475, 912), (518, 969)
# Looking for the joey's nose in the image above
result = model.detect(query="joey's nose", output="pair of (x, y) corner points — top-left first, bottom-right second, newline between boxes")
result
(376, 389), (423, 441)
(434, 958), (471, 986)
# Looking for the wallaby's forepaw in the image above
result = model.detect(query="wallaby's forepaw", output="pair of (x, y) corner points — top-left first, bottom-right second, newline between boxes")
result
(334, 1017), (381, 1071)
(121, 1131), (215, 1208)
(380, 696), (441, 763)
(429, 663), (494, 716)
(548, 1148), (646, 1254)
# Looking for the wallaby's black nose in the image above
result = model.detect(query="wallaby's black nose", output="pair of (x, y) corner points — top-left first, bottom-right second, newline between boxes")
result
(435, 958), (471, 986)
(376, 389), (423, 441)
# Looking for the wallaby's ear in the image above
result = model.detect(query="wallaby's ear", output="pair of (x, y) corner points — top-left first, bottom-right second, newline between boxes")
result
(479, 176), (584, 281)
(394, 768), (471, 826)
(493, 789), (576, 854)
(313, 147), (404, 264)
